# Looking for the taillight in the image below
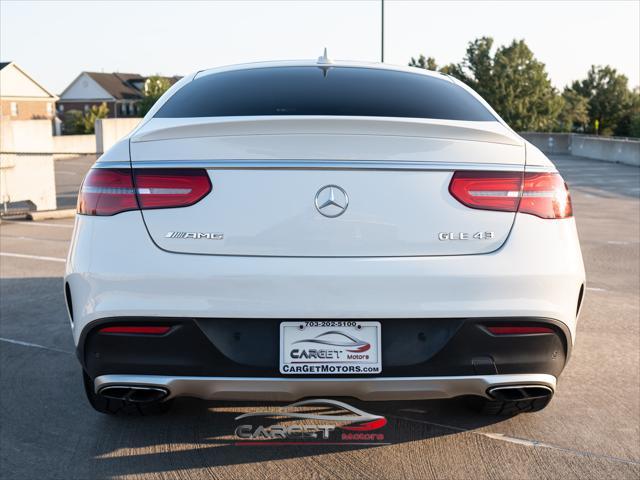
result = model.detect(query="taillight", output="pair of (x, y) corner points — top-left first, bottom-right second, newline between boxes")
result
(448, 171), (522, 212)
(77, 169), (137, 216)
(78, 168), (211, 216)
(519, 172), (573, 219)
(449, 171), (572, 219)
(134, 169), (212, 209)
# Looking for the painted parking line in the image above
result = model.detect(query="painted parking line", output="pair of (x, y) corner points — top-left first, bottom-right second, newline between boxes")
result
(0, 337), (72, 355)
(1, 220), (74, 229)
(587, 287), (608, 292)
(1, 235), (70, 243)
(385, 413), (640, 467)
(0, 252), (66, 263)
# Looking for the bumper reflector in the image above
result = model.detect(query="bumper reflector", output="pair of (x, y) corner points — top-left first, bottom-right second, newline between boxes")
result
(99, 326), (171, 335)
(487, 326), (554, 335)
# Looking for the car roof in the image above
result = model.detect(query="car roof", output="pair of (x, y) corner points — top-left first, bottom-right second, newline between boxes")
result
(194, 59), (453, 82)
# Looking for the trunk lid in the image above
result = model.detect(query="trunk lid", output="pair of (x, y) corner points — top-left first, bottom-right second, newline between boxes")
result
(130, 117), (524, 257)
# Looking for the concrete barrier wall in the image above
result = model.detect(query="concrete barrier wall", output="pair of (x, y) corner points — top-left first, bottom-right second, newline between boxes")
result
(0, 119), (54, 153)
(1, 118), (141, 156)
(0, 154), (57, 211)
(52, 134), (96, 155)
(0, 120), (56, 210)
(0, 117), (139, 212)
(520, 132), (640, 166)
(570, 136), (640, 166)
(95, 118), (140, 153)
(520, 132), (571, 155)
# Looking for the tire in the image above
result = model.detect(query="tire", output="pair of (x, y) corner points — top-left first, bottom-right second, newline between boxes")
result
(82, 371), (173, 415)
(467, 391), (553, 416)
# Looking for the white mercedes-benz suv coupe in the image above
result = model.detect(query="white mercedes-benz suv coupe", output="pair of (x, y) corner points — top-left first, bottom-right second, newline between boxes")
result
(65, 59), (585, 416)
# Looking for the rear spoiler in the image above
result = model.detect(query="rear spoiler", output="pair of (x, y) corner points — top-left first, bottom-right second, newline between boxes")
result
(131, 116), (524, 147)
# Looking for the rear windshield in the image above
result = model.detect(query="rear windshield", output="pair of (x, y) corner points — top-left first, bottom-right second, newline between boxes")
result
(154, 66), (496, 121)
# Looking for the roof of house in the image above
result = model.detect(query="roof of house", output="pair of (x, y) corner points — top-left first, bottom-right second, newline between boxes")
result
(84, 72), (146, 100)
(0, 61), (57, 99)
(61, 72), (182, 100)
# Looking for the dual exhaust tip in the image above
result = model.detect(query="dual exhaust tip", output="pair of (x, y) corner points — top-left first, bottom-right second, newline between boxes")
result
(487, 385), (553, 402)
(99, 385), (169, 403)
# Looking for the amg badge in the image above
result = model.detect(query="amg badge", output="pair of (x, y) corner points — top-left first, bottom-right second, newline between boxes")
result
(165, 232), (224, 240)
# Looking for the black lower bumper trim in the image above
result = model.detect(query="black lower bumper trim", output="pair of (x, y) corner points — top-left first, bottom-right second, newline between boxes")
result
(79, 317), (571, 380)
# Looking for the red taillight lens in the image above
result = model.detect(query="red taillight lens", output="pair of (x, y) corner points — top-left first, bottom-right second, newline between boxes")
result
(519, 172), (572, 219)
(77, 169), (137, 216)
(99, 326), (171, 334)
(134, 169), (212, 209)
(449, 171), (572, 219)
(78, 168), (211, 216)
(486, 326), (554, 335)
(449, 171), (522, 212)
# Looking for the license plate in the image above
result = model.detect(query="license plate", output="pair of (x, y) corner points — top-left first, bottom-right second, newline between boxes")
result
(280, 321), (381, 375)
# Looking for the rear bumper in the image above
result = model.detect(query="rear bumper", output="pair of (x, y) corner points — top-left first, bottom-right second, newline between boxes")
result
(93, 373), (557, 401)
(66, 211), (585, 347)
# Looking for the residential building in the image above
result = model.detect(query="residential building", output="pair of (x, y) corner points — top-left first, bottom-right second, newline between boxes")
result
(57, 72), (180, 119)
(0, 61), (58, 120)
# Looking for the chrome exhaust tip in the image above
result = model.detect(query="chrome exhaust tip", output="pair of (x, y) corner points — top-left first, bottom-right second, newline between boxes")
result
(487, 385), (553, 402)
(98, 385), (169, 403)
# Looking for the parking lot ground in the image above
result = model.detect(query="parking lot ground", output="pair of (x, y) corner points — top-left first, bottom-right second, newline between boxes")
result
(54, 155), (96, 209)
(1, 155), (638, 479)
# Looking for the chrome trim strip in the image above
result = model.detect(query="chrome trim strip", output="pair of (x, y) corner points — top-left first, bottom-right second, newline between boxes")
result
(93, 161), (130, 169)
(132, 160), (521, 171)
(94, 160), (556, 173)
(525, 164), (559, 172)
(94, 373), (556, 401)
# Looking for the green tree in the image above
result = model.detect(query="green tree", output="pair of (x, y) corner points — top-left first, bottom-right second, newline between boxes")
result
(438, 62), (466, 80)
(571, 65), (631, 135)
(409, 55), (438, 71)
(81, 102), (109, 134)
(62, 104), (109, 134)
(456, 37), (494, 99)
(138, 76), (172, 116)
(556, 89), (590, 132)
(614, 87), (640, 137)
(490, 40), (562, 131)
(409, 37), (562, 131)
(62, 110), (84, 134)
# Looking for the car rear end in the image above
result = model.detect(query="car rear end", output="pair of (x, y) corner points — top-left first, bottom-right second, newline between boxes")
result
(65, 62), (585, 413)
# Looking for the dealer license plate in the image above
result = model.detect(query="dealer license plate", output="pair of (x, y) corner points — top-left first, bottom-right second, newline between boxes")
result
(280, 321), (381, 375)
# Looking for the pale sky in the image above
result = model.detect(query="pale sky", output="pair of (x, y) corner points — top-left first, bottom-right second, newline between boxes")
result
(1, 0), (638, 95)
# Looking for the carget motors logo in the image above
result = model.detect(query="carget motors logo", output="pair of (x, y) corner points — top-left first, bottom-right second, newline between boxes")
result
(234, 398), (388, 446)
(292, 330), (372, 356)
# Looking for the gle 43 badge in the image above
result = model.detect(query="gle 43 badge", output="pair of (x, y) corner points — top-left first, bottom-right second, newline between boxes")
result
(438, 231), (495, 241)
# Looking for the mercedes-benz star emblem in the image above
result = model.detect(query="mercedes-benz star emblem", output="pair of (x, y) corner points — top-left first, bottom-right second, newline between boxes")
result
(314, 185), (349, 218)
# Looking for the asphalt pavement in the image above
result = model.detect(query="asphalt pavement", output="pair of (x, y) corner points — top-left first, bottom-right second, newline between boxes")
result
(53, 154), (96, 209)
(0, 155), (638, 479)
